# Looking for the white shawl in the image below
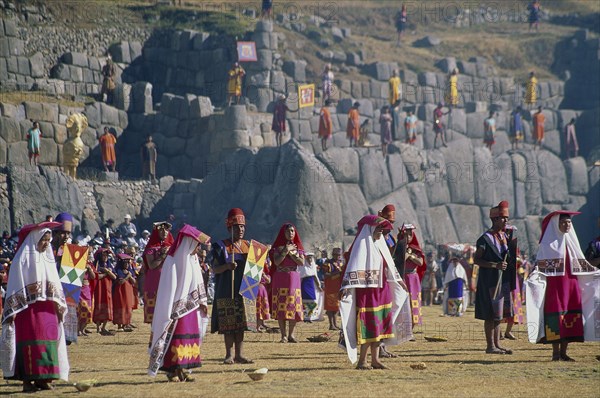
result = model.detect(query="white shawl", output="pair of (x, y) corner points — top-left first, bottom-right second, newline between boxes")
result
(1, 227), (69, 380)
(339, 225), (412, 364)
(536, 214), (596, 276)
(148, 236), (208, 377)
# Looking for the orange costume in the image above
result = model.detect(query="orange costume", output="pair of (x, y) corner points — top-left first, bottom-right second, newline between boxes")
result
(99, 132), (117, 166)
(318, 106), (332, 139)
(533, 111), (545, 143)
(322, 259), (343, 312)
(346, 108), (360, 141)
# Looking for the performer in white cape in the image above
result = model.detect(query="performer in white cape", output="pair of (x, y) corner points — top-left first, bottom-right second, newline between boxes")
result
(148, 224), (210, 381)
(339, 215), (412, 370)
(299, 252), (324, 322)
(525, 211), (600, 361)
(442, 257), (469, 316)
(1, 222), (69, 392)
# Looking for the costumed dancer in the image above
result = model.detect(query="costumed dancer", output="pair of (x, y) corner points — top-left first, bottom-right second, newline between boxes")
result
(142, 222), (174, 324)
(148, 225), (210, 381)
(377, 204), (401, 358)
(113, 253), (136, 332)
(322, 247), (344, 330)
(398, 223), (426, 328)
(210, 208), (254, 364)
(93, 248), (117, 335)
(299, 252), (324, 323)
(270, 223), (305, 343)
(52, 212), (76, 344)
(442, 257), (468, 316)
(256, 254), (271, 333)
(1, 222), (69, 392)
(502, 248), (525, 340)
(525, 211), (599, 361)
(339, 215), (412, 370)
(77, 247), (95, 336)
(474, 201), (517, 354)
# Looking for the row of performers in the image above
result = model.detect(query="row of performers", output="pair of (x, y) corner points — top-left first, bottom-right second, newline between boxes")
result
(1, 203), (598, 390)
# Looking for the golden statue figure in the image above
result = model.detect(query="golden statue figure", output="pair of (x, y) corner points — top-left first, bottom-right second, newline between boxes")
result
(63, 113), (88, 179)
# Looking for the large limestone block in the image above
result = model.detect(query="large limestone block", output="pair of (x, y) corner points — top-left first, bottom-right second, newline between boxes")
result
(9, 165), (85, 228)
(337, 183), (369, 233)
(317, 147), (359, 183)
(563, 157), (589, 195)
(424, 149), (451, 206)
(38, 138), (57, 165)
(430, 205), (459, 244)
(0, 116), (21, 143)
(510, 180), (526, 219)
(491, 130), (511, 157)
(0, 137), (6, 164)
(7, 141), (28, 164)
(282, 60), (306, 82)
(541, 130), (561, 156)
(29, 52), (44, 78)
(224, 105), (249, 130)
(62, 52), (88, 67)
(441, 140), (475, 205)
(108, 41), (131, 64)
(466, 112), (486, 138)
(358, 149), (393, 202)
(406, 182), (433, 240)
(473, 146), (495, 206)
(42, 103), (59, 124)
(100, 103), (120, 126)
(94, 185), (135, 222)
(131, 81), (153, 114)
(524, 216), (542, 253)
(24, 101), (44, 121)
(386, 153), (409, 190)
(370, 188), (421, 238)
(537, 150), (569, 204)
(492, 152), (515, 210)
(447, 204), (483, 243)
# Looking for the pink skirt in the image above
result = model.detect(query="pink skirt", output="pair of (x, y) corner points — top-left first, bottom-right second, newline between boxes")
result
(271, 271), (303, 321)
(12, 301), (62, 381)
(160, 310), (202, 371)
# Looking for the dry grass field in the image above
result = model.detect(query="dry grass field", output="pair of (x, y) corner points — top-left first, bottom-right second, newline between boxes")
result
(1, 304), (599, 397)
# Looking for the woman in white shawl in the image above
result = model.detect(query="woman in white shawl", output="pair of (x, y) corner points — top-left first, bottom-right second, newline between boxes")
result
(148, 224), (210, 382)
(339, 215), (412, 370)
(299, 252), (323, 322)
(526, 211), (599, 361)
(443, 257), (468, 316)
(1, 222), (69, 392)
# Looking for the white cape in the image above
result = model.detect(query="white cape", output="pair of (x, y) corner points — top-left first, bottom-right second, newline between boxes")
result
(148, 236), (208, 377)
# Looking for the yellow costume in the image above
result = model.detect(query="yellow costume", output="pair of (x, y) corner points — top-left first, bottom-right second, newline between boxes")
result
(388, 76), (401, 105)
(227, 65), (245, 96)
(525, 76), (538, 105)
(445, 74), (459, 106)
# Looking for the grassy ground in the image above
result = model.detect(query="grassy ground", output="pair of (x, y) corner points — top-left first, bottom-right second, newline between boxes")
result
(0, 91), (86, 107)
(2, 305), (598, 397)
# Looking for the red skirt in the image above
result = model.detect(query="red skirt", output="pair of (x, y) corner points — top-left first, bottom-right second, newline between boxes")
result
(113, 282), (134, 325)
(355, 283), (394, 344)
(93, 277), (113, 323)
(543, 252), (584, 343)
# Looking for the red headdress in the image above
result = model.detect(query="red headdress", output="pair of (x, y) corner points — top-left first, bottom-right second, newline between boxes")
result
(398, 223), (427, 280)
(271, 222), (305, 252)
(269, 223), (305, 268)
(378, 204), (396, 223)
(142, 221), (175, 269)
(226, 208), (245, 228)
(489, 200), (509, 219)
